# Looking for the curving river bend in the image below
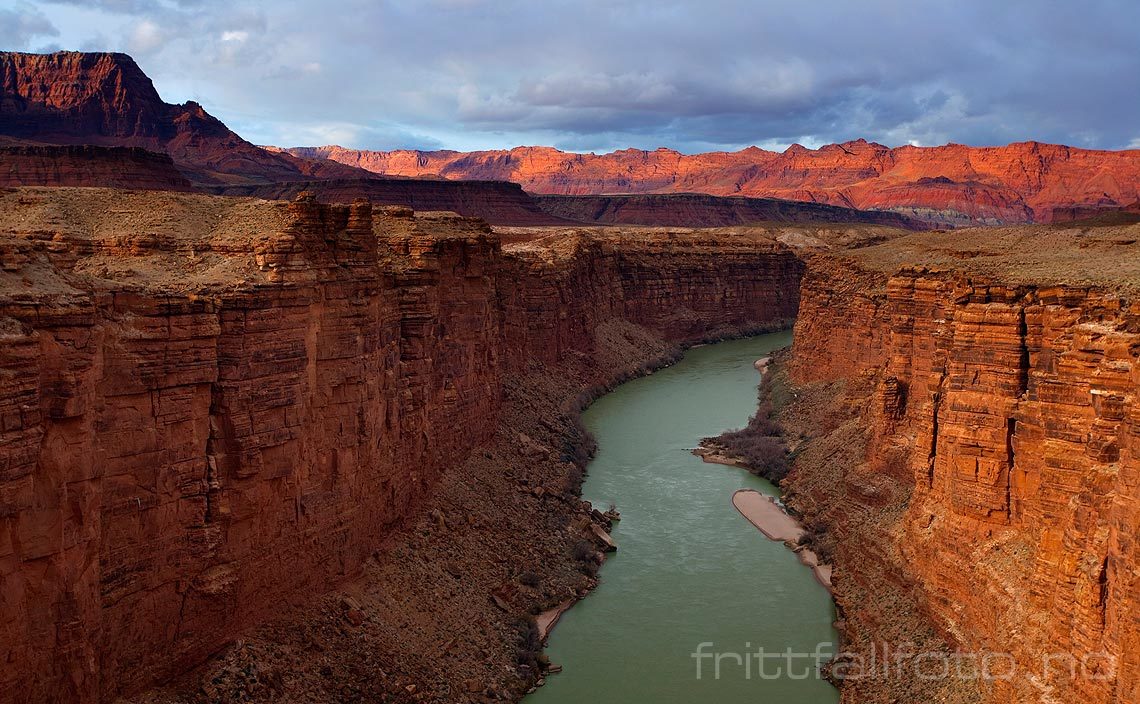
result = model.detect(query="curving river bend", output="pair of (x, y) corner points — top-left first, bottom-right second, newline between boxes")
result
(528, 331), (839, 704)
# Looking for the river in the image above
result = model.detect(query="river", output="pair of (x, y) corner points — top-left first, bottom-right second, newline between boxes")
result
(527, 331), (839, 703)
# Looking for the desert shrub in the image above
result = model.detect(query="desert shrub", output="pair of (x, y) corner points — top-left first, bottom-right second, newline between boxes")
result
(745, 405), (782, 437)
(796, 518), (834, 563)
(518, 571), (541, 588)
(707, 361), (792, 481)
(717, 432), (790, 482)
(560, 415), (597, 467)
(513, 617), (541, 667)
(572, 539), (600, 576)
(563, 465), (584, 494)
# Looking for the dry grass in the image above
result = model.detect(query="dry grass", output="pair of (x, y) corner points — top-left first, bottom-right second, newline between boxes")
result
(841, 219), (1140, 294)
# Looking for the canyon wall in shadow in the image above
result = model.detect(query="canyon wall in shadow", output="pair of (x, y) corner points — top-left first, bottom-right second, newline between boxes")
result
(0, 188), (803, 702)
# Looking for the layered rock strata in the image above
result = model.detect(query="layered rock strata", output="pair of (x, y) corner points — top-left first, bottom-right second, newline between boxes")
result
(289, 141), (1140, 226)
(212, 178), (571, 226)
(0, 187), (802, 702)
(0, 145), (193, 191)
(532, 193), (922, 229)
(778, 223), (1140, 703)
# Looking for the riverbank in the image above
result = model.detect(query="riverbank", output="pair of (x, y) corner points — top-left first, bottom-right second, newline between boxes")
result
(758, 348), (983, 704)
(526, 332), (837, 704)
(132, 323), (791, 704)
(731, 490), (833, 590)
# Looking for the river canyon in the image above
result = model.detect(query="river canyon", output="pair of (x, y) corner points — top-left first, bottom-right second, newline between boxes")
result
(1, 43), (1139, 704)
(527, 333), (838, 704)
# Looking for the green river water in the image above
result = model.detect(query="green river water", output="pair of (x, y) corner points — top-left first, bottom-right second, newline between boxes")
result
(527, 331), (839, 704)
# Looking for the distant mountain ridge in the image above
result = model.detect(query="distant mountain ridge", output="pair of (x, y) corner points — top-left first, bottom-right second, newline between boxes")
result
(531, 193), (920, 229)
(287, 141), (1140, 225)
(3, 50), (1133, 228)
(0, 51), (368, 185)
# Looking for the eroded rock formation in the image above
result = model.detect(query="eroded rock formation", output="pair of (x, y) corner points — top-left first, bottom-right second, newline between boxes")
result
(531, 193), (921, 229)
(0, 51), (369, 185)
(0, 188), (802, 703)
(0, 145), (193, 191)
(291, 141), (1140, 226)
(779, 224), (1140, 703)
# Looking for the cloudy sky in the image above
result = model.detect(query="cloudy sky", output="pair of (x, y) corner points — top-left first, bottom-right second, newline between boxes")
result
(5, 0), (1139, 153)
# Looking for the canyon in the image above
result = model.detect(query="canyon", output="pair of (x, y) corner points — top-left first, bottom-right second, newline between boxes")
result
(288, 142), (1140, 227)
(0, 51), (915, 231)
(2, 45), (1140, 704)
(769, 221), (1140, 703)
(5, 184), (1137, 703)
(0, 187), (802, 702)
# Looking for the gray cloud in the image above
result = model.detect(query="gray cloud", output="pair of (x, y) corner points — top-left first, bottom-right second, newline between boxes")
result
(0, 4), (59, 49)
(17, 0), (1140, 152)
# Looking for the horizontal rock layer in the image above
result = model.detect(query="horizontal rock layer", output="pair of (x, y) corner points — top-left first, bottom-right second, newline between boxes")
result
(0, 51), (367, 185)
(532, 193), (922, 229)
(788, 254), (1139, 703)
(0, 188), (802, 703)
(0, 145), (193, 191)
(211, 178), (571, 226)
(293, 141), (1140, 226)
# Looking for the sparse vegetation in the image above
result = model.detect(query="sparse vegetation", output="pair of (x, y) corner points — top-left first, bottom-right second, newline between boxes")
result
(707, 368), (792, 483)
(513, 617), (541, 669)
(715, 431), (790, 481)
(796, 517), (835, 563)
(572, 539), (600, 576)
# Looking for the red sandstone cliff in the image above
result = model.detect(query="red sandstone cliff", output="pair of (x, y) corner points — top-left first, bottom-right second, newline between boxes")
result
(0, 187), (802, 703)
(291, 141), (1140, 226)
(530, 193), (921, 229)
(0, 52), (367, 185)
(212, 178), (574, 226)
(0, 144), (192, 190)
(782, 225), (1140, 703)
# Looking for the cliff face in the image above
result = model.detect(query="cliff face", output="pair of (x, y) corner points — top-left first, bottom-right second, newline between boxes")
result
(532, 193), (922, 229)
(0, 145), (193, 190)
(0, 52), (366, 185)
(0, 188), (802, 703)
(293, 141), (1140, 226)
(783, 225), (1140, 703)
(212, 178), (572, 226)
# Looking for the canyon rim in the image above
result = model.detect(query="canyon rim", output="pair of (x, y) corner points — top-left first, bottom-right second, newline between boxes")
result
(2, 2), (1140, 703)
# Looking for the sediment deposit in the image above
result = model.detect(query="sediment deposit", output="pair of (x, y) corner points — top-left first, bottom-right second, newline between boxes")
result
(772, 222), (1140, 703)
(0, 188), (803, 703)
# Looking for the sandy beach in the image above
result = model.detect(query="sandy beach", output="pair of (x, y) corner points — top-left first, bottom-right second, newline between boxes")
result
(536, 599), (577, 642)
(731, 489), (833, 591)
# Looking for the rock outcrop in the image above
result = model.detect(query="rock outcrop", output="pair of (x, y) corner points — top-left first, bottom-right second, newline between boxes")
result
(0, 187), (802, 703)
(2, 51), (948, 230)
(291, 141), (1140, 226)
(0, 145), (192, 190)
(0, 51), (368, 185)
(531, 193), (922, 229)
(779, 223), (1140, 703)
(212, 178), (572, 226)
